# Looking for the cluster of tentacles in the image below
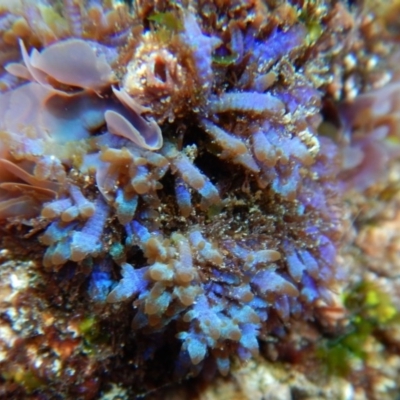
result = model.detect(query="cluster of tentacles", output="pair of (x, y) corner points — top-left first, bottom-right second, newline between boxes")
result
(3, 0), (397, 380)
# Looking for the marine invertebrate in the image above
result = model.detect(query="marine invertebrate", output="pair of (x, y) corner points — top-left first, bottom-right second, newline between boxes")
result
(2, 0), (400, 398)
(0, 0), (344, 376)
(338, 79), (400, 191)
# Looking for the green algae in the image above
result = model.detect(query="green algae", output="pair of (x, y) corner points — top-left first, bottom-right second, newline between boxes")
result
(148, 12), (183, 32)
(2, 368), (45, 393)
(344, 281), (397, 325)
(298, 8), (324, 45)
(78, 316), (110, 355)
(305, 21), (323, 45)
(212, 53), (238, 66)
(318, 280), (399, 377)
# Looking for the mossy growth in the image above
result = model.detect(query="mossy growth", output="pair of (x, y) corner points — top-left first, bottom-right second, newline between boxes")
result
(78, 315), (97, 335)
(207, 203), (223, 219)
(298, 9), (323, 45)
(147, 11), (184, 44)
(304, 20), (323, 45)
(317, 280), (399, 377)
(212, 53), (238, 66)
(78, 315), (109, 354)
(2, 367), (45, 393)
(148, 12), (183, 33)
(344, 281), (398, 325)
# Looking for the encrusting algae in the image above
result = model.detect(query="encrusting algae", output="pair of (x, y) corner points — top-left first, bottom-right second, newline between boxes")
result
(0, 0), (400, 399)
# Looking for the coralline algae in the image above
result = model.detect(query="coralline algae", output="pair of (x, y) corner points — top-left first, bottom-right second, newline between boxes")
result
(0, 0), (399, 398)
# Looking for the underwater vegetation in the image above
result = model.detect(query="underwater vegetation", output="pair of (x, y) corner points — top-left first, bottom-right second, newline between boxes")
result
(0, 0), (400, 399)
(318, 280), (399, 377)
